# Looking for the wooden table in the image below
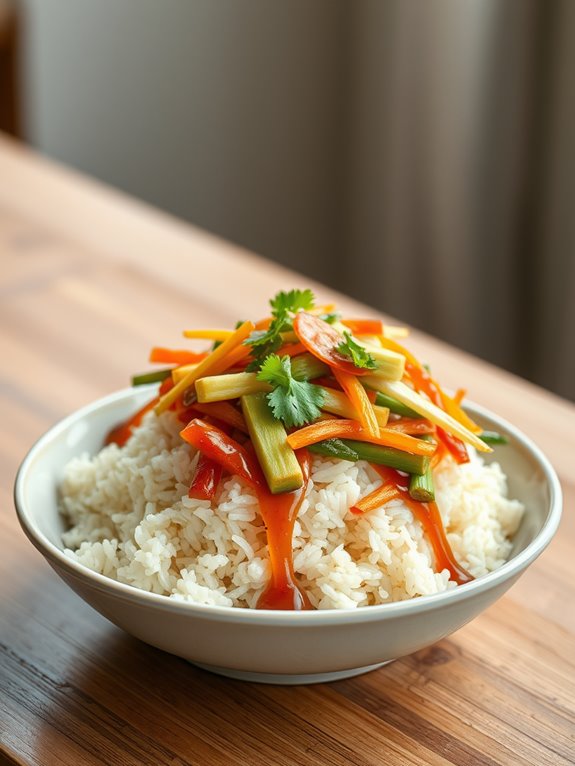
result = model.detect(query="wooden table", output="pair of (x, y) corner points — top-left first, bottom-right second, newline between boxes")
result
(1, 133), (574, 766)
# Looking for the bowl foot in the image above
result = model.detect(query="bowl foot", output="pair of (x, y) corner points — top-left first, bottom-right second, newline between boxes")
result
(191, 660), (393, 685)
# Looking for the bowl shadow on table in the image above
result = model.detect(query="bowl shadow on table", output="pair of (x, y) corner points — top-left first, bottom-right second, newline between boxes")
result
(29, 609), (466, 766)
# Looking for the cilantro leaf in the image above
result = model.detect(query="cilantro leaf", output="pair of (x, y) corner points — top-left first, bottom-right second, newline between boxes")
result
(336, 331), (378, 370)
(244, 288), (316, 370)
(257, 354), (325, 427)
(270, 289), (315, 316)
(319, 312), (340, 324)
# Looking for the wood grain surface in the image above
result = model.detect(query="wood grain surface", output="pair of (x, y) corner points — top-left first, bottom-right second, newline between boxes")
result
(0, 134), (574, 766)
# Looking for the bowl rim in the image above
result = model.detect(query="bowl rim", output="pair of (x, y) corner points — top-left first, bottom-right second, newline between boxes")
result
(14, 386), (562, 627)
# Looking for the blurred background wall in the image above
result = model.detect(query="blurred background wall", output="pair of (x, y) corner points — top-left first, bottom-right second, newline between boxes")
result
(8, 0), (575, 400)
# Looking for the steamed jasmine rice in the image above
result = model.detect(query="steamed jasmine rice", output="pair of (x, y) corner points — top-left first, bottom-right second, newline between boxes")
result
(61, 410), (524, 609)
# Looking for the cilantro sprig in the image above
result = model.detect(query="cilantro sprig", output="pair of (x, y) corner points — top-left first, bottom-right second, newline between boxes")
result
(244, 289), (315, 371)
(336, 331), (377, 370)
(257, 354), (325, 428)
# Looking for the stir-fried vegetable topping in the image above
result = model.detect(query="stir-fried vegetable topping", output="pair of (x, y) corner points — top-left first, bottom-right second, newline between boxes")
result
(118, 288), (498, 511)
(100, 287), (510, 608)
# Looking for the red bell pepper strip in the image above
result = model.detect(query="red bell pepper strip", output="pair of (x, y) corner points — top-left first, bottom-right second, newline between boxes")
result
(188, 455), (224, 500)
(180, 419), (264, 489)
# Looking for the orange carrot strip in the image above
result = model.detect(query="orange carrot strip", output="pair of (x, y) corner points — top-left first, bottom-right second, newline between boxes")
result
(149, 347), (208, 365)
(341, 319), (384, 335)
(332, 367), (379, 438)
(286, 419), (436, 455)
(385, 418), (436, 435)
(350, 484), (400, 515)
(156, 320), (255, 414)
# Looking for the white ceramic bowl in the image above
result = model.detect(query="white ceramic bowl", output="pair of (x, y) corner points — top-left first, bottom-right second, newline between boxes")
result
(14, 387), (562, 684)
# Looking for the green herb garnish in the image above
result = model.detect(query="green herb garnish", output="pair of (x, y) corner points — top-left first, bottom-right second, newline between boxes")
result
(257, 354), (325, 428)
(336, 331), (377, 370)
(245, 289), (315, 371)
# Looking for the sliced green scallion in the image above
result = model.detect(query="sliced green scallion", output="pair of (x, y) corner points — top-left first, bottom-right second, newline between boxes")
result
(131, 369), (172, 386)
(408, 437), (435, 502)
(308, 439), (360, 462)
(373, 391), (420, 418)
(480, 430), (508, 445)
(341, 439), (430, 475)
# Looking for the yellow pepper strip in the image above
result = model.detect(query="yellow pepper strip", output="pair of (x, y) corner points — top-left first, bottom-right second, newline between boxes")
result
(155, 320), (255, 414)
(171, 342), (250, 385)
(182, 329), (233, 341)
(379, 336), (482, 435)
(371, 380), (491, 453)
(172, 363), (198, 384)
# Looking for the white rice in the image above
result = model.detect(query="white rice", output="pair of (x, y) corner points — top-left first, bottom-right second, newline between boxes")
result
(60, 411), (524, 609)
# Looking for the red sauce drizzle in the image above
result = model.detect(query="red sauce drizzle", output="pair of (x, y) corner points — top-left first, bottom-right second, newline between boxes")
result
(255, 451), (312, 610)
(371, 465), (472, 585)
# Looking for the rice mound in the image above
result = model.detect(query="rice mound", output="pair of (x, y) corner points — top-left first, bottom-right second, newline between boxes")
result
(60, 412), (524, 609)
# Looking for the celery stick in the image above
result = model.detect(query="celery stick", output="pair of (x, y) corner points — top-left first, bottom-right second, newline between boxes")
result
(320, 387), (389, 427)
(290, 353), (329, 381)
(241, 393), (303, 494)
(196, 373), (271, 403)
(362, 347), (405, 381)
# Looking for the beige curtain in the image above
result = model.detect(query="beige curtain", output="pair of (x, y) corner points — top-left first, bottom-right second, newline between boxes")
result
(22, 0), (575, 399)
(341, 0), (575, 400)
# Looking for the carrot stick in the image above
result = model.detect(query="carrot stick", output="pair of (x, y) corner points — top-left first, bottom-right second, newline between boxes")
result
(286, 419), (436, 455)
(156, 320), (255, 414)
(341, 319), (384, 335)
(350, 483), (400, 515)
(332, 367), (379, 437)
(149, 347), (208, 365)
(385, 418), (436, 435)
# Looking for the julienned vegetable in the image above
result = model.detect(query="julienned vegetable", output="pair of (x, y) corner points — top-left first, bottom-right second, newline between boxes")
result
(120, 288), (495, 509)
